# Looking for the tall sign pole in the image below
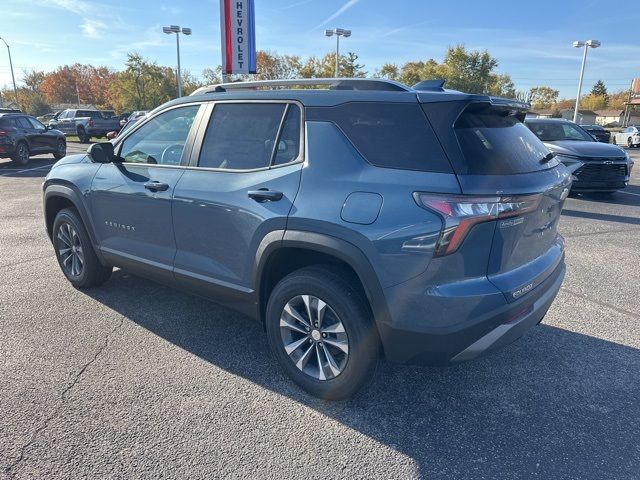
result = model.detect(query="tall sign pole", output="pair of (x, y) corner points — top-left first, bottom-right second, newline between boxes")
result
(220, 0), (256, 81)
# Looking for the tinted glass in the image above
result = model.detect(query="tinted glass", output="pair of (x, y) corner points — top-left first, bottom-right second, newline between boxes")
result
(16, 117), (33, 129)
(273, 105), (301, 166)
(527, 121), (593, 142)
(119, 105), (199, 165)
(454, 110), (554, 175)
(199, 103), (286, 170)
(307, 102), (452, 173)
(27, 117), (45, 130)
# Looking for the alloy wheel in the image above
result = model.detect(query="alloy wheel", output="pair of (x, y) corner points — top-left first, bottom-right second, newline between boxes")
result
(56, 222), (84, 277)
(279, 295), (349, 381)
(57, 140), (66, 157)
(18, 144), (28, 163)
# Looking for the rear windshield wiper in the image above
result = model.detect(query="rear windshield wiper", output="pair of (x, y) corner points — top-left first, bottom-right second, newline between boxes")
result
(539, 152), (556, 164)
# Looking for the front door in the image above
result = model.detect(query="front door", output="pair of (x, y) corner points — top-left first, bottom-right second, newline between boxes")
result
(172, 102), (304, 300)
(90, 103), (202, 282)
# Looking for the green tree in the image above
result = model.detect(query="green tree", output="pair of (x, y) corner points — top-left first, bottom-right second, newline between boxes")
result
(591, 80), (608, 98)
(581, 94), (607, 111)
(341, 52), (366, 78)
(109, 53), (176, 111)
(529, 86), (560, 109)
(22, 70), (45, 93)
(299, 51), (366, 78)
(375, 63), (399, 80)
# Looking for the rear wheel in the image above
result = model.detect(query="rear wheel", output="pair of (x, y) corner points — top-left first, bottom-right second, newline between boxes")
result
(627, 137), (633, 148)
(77, 126), (90, 143)
(53, 208), (112, 288)
(53, 139), (66, 160)
(265, 265), (380, 400)
(11, 141), (29, 166)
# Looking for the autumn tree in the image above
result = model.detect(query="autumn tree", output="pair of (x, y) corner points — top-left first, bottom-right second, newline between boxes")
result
(529, 86), (559, 109)
(299, 52), (366, 78)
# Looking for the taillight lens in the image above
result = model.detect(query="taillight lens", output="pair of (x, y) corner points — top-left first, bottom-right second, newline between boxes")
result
(0, 127), (15, 136)
(413, 192), (542, 256)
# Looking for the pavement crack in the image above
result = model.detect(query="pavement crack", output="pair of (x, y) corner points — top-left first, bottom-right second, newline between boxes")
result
(3, 315), (126, 478)
(561, 287), (640, 320)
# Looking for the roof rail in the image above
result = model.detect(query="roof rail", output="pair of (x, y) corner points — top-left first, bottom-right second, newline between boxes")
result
(190, 78), (412, 96)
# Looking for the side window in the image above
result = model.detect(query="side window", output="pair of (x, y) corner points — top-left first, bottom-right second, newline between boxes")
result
(27, 117), (45, 130)
(273, 105), (301, 166)
(119, 105), (199, 165)
(17, 117), (33, 129)
(199, 103), (287, 170)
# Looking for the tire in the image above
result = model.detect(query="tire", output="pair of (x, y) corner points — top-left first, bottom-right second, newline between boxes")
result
(627, 137), (633, 148)
(53, 139), (66, 160)
(52, 208), (112, 288)
(265, 265), (380, 400)
(612, 136), (616, 145)
(77, 127), (90, 143)
(11, 141), (29, 166)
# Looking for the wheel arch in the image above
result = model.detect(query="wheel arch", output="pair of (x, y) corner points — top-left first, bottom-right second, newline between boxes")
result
(43, 184), (104, 263)
(254, 230), (390, 329)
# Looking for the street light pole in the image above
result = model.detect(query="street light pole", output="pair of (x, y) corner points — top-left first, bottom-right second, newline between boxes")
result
(162, 25), (192, 98)
(0, 37), (19, 108)
(324, 28), (351, 78)
(572, 39), (600, 123)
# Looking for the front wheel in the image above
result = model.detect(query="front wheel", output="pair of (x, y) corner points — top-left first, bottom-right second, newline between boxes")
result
(265, 265), (380, 400)
(53, 208), (112, 288)
(53, 139), (66, 160)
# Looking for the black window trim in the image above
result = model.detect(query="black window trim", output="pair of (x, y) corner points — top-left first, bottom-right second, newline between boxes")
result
(112, 102), (207, 169)
(187, 99), (305, 173)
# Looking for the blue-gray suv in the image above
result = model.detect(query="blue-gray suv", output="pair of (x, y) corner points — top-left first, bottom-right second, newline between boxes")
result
(43, 79), (571, 399)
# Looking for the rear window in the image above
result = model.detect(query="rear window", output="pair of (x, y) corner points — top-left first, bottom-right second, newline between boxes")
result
(306, 102), (453, 173)
(453, 107), (555, 175)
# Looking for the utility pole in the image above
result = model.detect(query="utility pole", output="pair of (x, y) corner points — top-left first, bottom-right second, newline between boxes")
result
(0, 37), (19, 108)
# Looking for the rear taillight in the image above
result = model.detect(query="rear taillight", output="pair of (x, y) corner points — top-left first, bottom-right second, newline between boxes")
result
(0, 127), (15, 136)
(413, 193), (542, 256)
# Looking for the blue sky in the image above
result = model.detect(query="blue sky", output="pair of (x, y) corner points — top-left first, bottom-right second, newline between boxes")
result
(1, 0), (638, 98)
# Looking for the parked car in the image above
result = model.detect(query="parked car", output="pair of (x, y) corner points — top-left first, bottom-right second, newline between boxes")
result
(44, 78), (571, 399)
(49, 109), (121, 143)
(580, 124), (611, 143)
(106, 115), (145, 140)
(120, 110), (147, 127)
(37, 112), (57, 124)
(0, 113), (66, 165)
(526, 118), (633, 193)
(612, 125), (640, 147)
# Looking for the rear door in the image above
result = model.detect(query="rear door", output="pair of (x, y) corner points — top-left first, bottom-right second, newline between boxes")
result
(422, 101), (571, 301)
(172, 101), (303, 297)
(90, 103), (203, 282)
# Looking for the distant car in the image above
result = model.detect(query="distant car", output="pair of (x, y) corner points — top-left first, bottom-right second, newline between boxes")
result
(37, 113), (57, 124)
(0, 113), (66, 165)
(580, 124), (610, 143)
(120, 110), (147, 127)
(526, 118), (633, 193)
(613, 126), (640, 148)
(49, 109), (121, 143)
(106, 115), (144, 140)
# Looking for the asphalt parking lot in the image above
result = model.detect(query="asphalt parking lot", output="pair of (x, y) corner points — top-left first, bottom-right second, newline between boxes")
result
(1, 144), (639, 479)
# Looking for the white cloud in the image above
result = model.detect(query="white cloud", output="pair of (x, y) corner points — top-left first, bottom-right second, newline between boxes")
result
(81, 19), (108, 38)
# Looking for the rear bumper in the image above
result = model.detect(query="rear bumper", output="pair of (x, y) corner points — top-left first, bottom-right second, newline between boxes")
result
(377, 258), (565, 366)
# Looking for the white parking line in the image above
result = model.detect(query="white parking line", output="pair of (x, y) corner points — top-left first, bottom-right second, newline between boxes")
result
(0, 163), (54, 176)
(618, 190), (640, 197)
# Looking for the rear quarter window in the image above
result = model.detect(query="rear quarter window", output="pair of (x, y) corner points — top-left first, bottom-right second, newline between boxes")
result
(306, 102), (453, 173)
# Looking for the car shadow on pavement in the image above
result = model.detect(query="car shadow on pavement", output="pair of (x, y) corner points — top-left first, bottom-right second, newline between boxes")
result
(82, 270), (640, 479)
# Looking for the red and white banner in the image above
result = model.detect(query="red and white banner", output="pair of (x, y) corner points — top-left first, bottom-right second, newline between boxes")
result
(220, 0), (257, 74)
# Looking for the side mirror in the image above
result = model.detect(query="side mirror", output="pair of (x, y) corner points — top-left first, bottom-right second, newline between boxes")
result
(87, 142), (115, 163)
(45, 124), (52, 131)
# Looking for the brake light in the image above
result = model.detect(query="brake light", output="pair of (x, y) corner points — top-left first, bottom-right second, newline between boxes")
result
(0, 127), (15, 136)
(413, 193), (542, 256)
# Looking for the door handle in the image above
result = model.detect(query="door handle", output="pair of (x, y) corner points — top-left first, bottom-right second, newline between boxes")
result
(144, 181), (170, 192)
(248, 189), (283, 202)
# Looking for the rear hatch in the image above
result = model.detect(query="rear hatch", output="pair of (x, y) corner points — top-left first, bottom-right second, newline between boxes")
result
(421, 98), (572, 301)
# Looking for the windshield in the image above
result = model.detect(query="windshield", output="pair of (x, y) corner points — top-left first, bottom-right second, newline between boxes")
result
(527, 122), (594, 142)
